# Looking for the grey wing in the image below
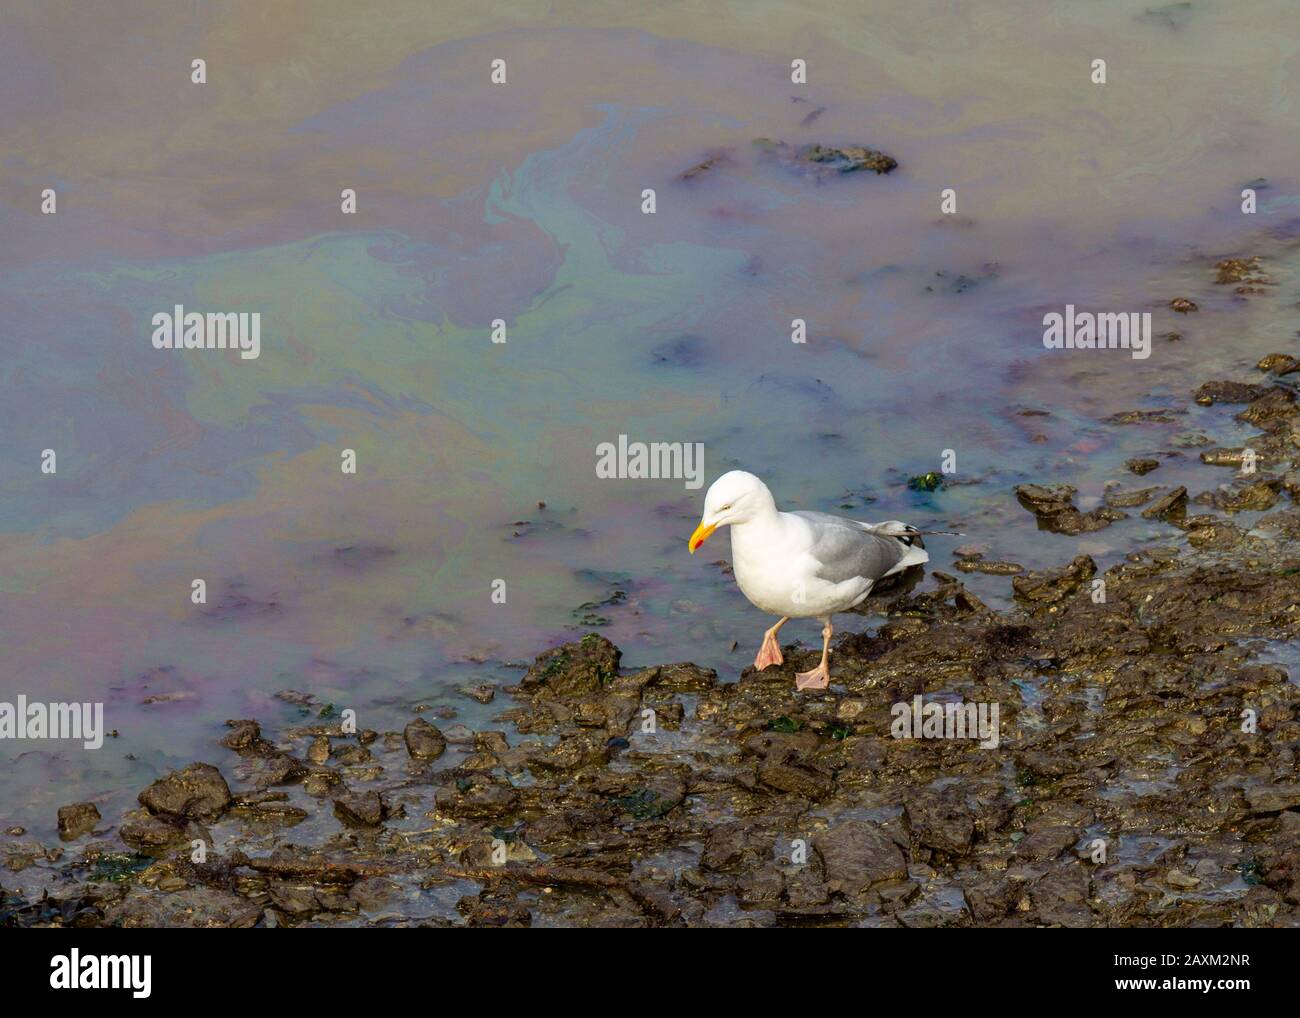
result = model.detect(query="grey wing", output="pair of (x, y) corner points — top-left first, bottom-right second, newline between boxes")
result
(792, 511), (909, 584)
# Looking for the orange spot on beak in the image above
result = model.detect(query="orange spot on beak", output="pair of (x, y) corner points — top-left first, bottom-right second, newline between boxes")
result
(688, 522), (717, 554)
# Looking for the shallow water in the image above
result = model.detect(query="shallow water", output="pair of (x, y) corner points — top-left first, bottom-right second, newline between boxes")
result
(2, 1), (1299, 839)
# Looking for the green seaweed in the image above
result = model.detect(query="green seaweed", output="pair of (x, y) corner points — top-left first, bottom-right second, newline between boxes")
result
(87, 851), (153, 883)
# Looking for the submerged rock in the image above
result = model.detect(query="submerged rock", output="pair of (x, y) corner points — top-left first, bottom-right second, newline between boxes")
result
(954, 556), (1023, 575)
(677, 151), (730, 180)
(1215, 256), (1266, 285)
(753, 137), (898, 175)
(1126, 457), (1161, 475)
(802, 143), (898, 174)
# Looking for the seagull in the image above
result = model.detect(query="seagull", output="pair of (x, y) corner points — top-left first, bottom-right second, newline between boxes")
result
(689, 470), (930, 690)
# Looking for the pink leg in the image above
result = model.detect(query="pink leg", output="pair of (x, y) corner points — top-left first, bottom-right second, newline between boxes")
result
(754, 617), (788, 670)
(795, 619), (833, 690)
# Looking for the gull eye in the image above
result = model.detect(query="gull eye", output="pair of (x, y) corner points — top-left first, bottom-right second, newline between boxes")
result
(719, 503), (732, 511)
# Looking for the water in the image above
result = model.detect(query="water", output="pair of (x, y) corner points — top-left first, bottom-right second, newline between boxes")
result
(3, 1), (1300, 839)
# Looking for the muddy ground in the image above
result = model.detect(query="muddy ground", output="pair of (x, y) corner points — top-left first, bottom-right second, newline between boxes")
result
(4, 351), (1300, 927)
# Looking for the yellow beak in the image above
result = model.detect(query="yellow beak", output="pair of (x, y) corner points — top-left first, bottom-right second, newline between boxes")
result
(688, 521), (717, 554)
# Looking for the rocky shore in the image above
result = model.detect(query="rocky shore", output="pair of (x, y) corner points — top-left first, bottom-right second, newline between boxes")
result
(4, 357), (1299, 928)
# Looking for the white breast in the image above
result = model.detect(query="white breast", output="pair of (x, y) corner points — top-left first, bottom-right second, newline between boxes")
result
(729, 513), (868, 618)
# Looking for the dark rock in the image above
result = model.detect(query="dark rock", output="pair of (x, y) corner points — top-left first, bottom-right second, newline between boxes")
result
(1104, 485), (1161, 508)
(119, 815), (192, 852)
(1108, 409), (1184, 425)
(1257, 353), (1300, 376)
(1199, 447), (1259, 468)
(56, 803), (100, 841)
(1208, 480), (1280, 513)
(1015, 824), (1079, 862)
(403, 717), (446, 761)
(245, 752), (308, 788)
(896, 894), (970, 927)
(815, 821), (907, 894)
(1236, 388), (1296, 426)
(1246, 785), (1300, 813)
(1195, 380), (1267, 405)
(330, 743), (372, 766)
(803, 143), (898, 174)
(1216, 257), (1267, 286)
(743, 729), (820, 761)
(105, 887), (261, 928)
(678, 151), (729, 180)
(1015, 484), (1121, 534)
(701, 822), (753, 872)
(1015, 483), (1077, 517)
(523, 730), (611, 773)
(1258, 508), (1300, 540)
(220, 720), (265, 752)
(1044, 506), (1126, 535)
(1126, 457), (1161, 475)
(1012, 555), (1096, 606)
(349, 876), (399, 911)
(460, 684), (496, 704)
(234, 800), (309, 825)
(757, 759), (833, 800)
(521, 634), (621, 695)
(1141, 486), (1188, 522)
(737, 865), (784, 906)
(650, 662), (718, 693)
(307, 735), (330, 765)
(138, 763), (231, 822)
(904, 789), (975, 855)
(1029, 866), (1092, 926)
(434, 776), (520, 819)
(267, 880), (320, 915)
(783, 866), (831, 907)
(954, 557), (1023, 575)
(753, 137), (898, 175)
(332, 791), (385, 828)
